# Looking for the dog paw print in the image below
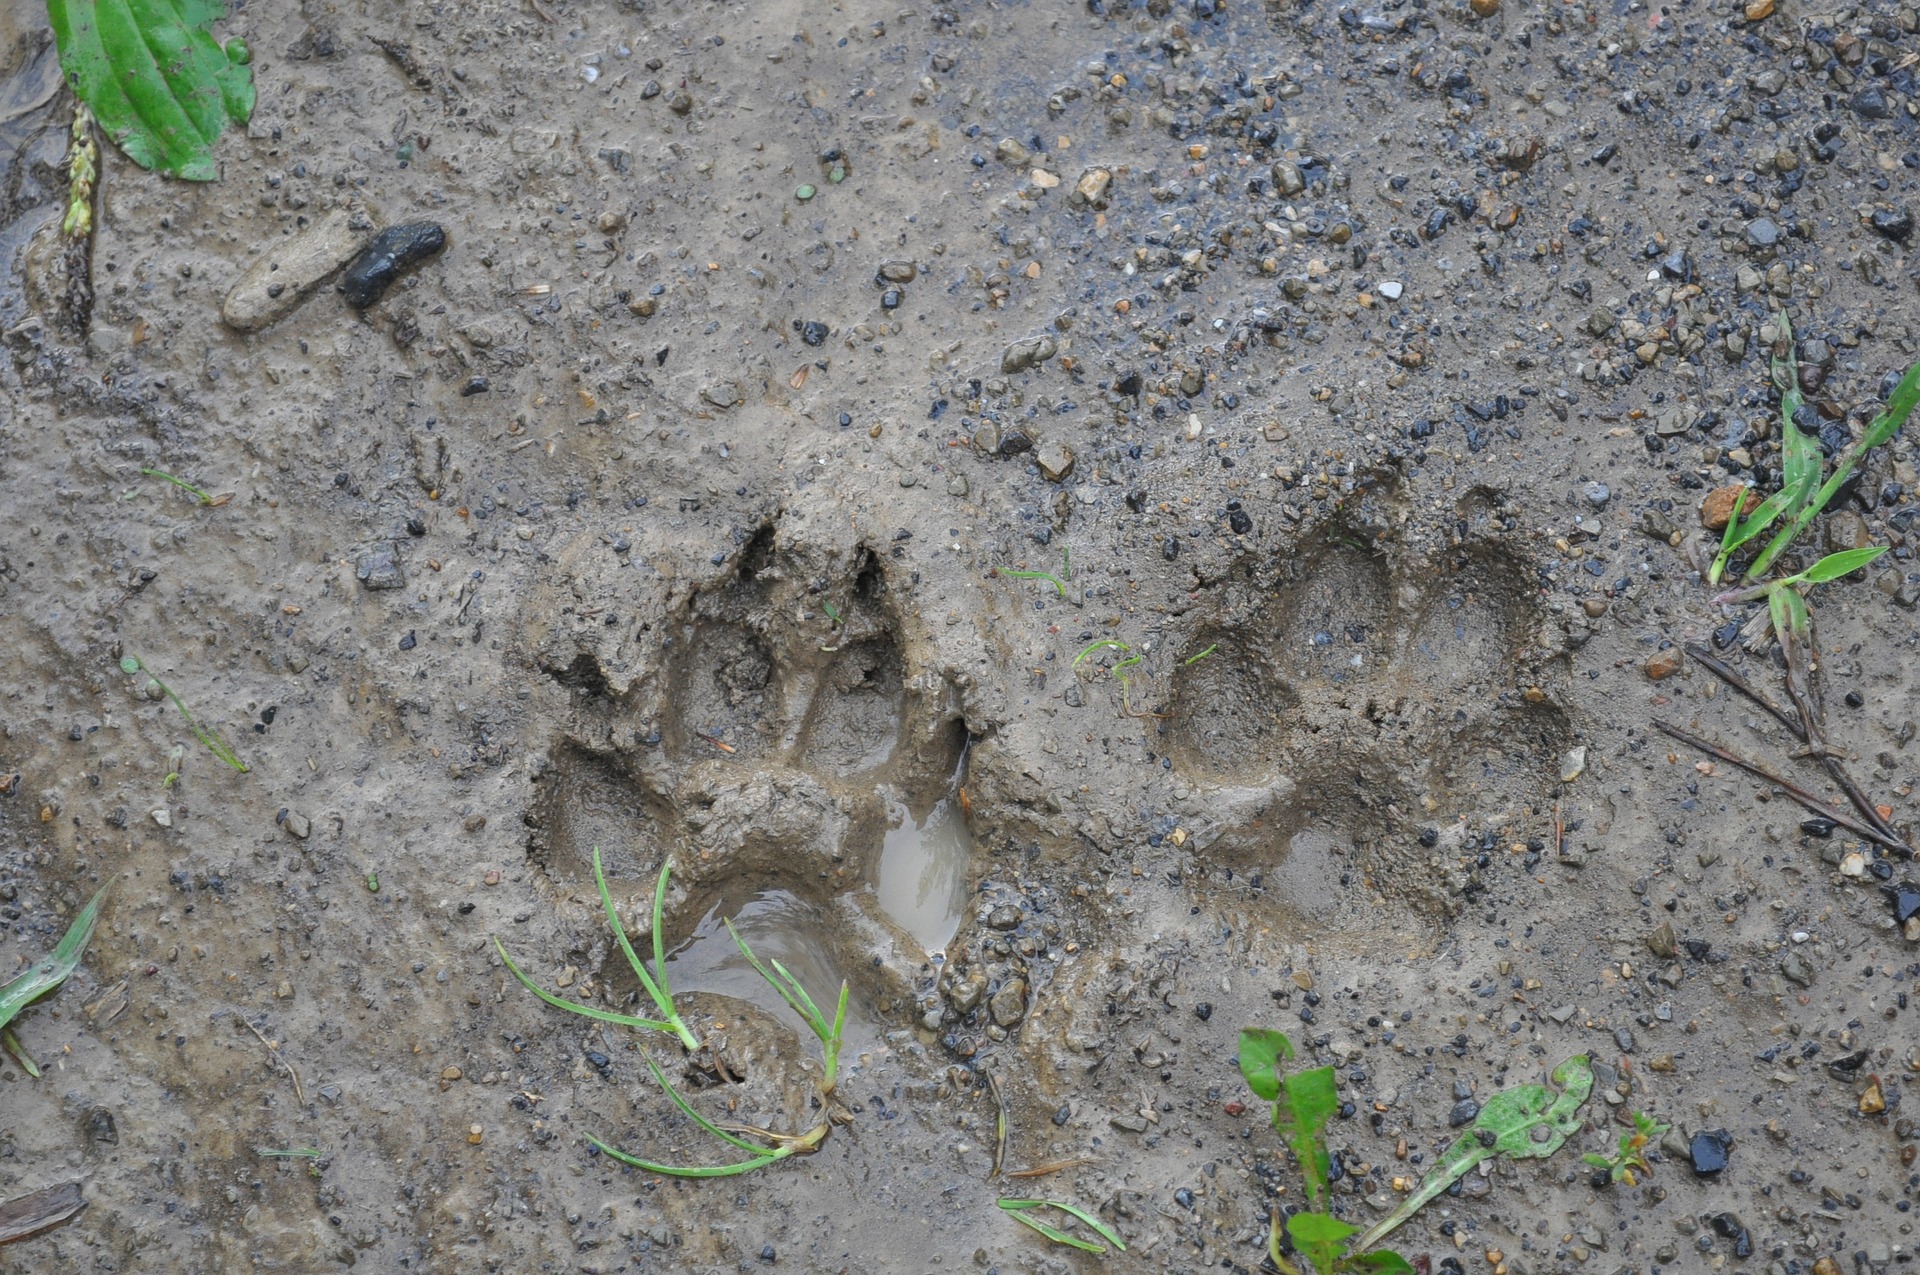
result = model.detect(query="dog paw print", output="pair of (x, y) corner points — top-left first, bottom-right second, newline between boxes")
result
(1161, 510), (1571, 923)
(522, 523), (973, 1050)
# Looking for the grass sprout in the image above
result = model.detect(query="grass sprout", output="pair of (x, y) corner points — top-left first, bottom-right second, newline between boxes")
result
(495, 849), (701, 1051)
(1, 887), (107, 1042)
(1711, 311), (1920, 586)
(590, 1056), (828, 1177)
(137, 467), (232, 507)
(995, 546), (1073, 598)
(725, 919), (849, 1094)
(999, 1199), (1126, 1254)
(119, 655), (248, 773)
(1182, 642), (1220, 666)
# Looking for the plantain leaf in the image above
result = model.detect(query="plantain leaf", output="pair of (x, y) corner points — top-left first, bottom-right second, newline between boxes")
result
(1238, 1027), (1294, 1102)
(47, 0), (255, 181)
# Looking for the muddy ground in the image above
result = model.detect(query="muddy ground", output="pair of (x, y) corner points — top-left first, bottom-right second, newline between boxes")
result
(3, 0), (1919, 1271)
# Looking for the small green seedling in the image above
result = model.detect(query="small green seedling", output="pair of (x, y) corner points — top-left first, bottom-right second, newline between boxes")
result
(724, 920), (849, 1095)
(119, 655), (248, 773)
(590, 917), (848, 1178)
(1183, 642), (1220, 666)
(495, 848), (702, 1051)
(136, 467), (231, 507)
(366, 871), (379, 893)
(1584, 1111), (1669, 1187)
(821, 600), (842, 628)
(1, 887), (107, 1068)
(1350, 1052), (1594, 1253)
(999, 1198), (1126, 1254)
(161, 743), (184, 790)
(1712, 311), (1920, 588)
(995, 546), (1073, 598)
(1239, 1028), (1413, 1274)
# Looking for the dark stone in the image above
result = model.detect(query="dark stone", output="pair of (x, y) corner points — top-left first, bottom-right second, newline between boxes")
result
(1448, 1099), (1480, 1127)
(1888, 880), (1920, 925)
(1851, 87), (1893, 120)
(340, 222), (447, 309)
(85, 1107), (117, 1145)
(1869, 206), (1915, 244)
(1746, 218), (1780, 248)
(798, 320), (829, 346)
(1800, 816), (1837, 838)
(355, 543), (405, 591)
(997, 430), (1033, 456)
(1193, 1001), (1213, 1021)
(1709, 1212), (1752, 1259)
(1689, 1128), (1732, 1174)
(1227, 509), (1253, 535)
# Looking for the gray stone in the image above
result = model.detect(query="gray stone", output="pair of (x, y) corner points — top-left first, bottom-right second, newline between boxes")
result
(222, 207), (368, 332)
(1000, 334), (1058, 375)
(356, 543), (405, 590)
(988, 977), (1028, 1027)
(1035, 442), (1074, 483)
(1270, 161), (1305, 196)
(284, 812), (312, 839)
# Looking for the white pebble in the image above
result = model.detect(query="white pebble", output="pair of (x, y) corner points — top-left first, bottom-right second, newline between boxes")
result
(1378, 280), (1404, 300)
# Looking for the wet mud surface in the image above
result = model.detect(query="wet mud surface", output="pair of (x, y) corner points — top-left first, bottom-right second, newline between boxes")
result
(3, 0), (1920, 1271)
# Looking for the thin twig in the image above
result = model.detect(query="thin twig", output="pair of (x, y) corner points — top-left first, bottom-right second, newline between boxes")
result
(241, 1018), (306, 1107)
(1684, 644), (1900, 842)
(1652, 721), (1909, 852)
(1005, 1157), (1101, 1179)
(985, 1067), (1008, 1180)
(1683, 645), (1801, 739)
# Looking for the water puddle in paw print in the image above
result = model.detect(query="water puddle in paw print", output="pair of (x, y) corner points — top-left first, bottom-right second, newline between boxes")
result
(873, 758), (972, 957)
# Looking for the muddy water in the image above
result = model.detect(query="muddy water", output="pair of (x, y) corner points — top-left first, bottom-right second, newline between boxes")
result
(872, 782), (971, 956)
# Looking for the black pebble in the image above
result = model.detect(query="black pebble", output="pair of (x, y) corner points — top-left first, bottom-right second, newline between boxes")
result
(341, 222), (447, 309)
(1888, 880), (1920, 925)
(1193, 1001), (1213, 1021)
(406, 517), (427, 536)
(1227, 509), (1252, 535)
(759, 1245), (777, 1263)
(1447, 1098), (1480, 1127)
(398, 631), (416, 650)
(460, 376), (489, 397)
(798, 320), (829, 346)
(1870, 206), (1915, 244)
(1800, 816), (1837, 838)
(997, 431), (1033, 456)
(1689, 1128), (1732, 1174)
(1709, 1212), (1752, 1258)
(1051, 1104), (1071, 1126)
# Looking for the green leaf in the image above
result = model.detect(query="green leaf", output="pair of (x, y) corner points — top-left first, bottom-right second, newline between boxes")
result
(0, 887), (107, 1033)
(1351, 1056), (1592, 1254)
(1861, 357), (1920, 450)
(594, 849), (698, 1050)
(1799, 545), (1886, 584)
(589, 1135), (785, 1178)
(1342, 1252), (1415, 1274)
(1277, 1066), (1340, 1210)
(119, 655), (141, 674)
(1287, 1211), (1358, 1274)
(48, 0), (256, 181)
(999, 1199), (1126, 1254)
(492, 937), (678, 1035)
(1238, 1028), (1294, 1102)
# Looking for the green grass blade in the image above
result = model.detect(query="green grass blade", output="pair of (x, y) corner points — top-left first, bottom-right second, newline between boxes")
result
(492, 938), (677, 1034)
(1800, 546), (1887, 584)
(0, 886), (107, 1032)
(725, 920), (828, 1040)
(769, 959), (826, 1027)
(1182, 643), (1220, 666)
(641, 1056), (772, 1154)
(822, 980), (849, 1087)
(995, 567), (1066, 597)
(593, 850), (697, 1050)
(999, 1199), (1125, 1253)
(3, 1028), (43, 1077)
(589, 1135), (786, 1177)
(1862, 358), (1920, 449)
(1071, 638), (1131, 667)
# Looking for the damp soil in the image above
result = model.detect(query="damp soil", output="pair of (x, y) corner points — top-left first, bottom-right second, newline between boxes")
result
(3, 1), (1919, 1271)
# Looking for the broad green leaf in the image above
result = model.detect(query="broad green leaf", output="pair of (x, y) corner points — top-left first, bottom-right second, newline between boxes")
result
(1351, 1056), (1592, 1254)
(1288, 1211), (1358, 1274)
(1800, 545), (1886, 584)
(1718, 484), (1797, 554)
(1343, 1252), (1416, 1274)
(1238, 1028), (1294, 1102)
(0, 887), (107, 1033)
(48, 0), (255, 181)
(1278, 1066), (1340, 1209)
(1768, 584), (1793, 648)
